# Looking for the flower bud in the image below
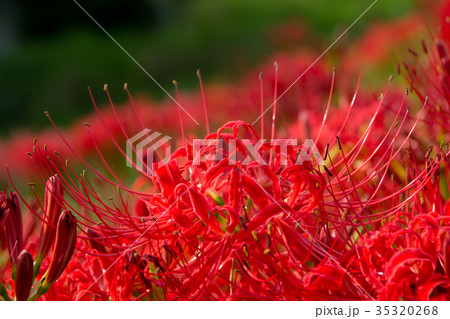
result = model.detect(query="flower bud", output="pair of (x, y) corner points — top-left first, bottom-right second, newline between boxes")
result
(2, 192), (23, 266)
(40, 210), (77, 295)
(15, 250), (33, 301)
(35, 175), (64, 274)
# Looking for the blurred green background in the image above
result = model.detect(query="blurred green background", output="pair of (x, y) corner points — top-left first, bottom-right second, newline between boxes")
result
(0, 0), (416, 137)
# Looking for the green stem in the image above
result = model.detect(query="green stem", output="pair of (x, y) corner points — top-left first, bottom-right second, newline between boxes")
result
(27, 280), (47, 301)
(33, 260), (42, 280)
(0, 283), (12, 301)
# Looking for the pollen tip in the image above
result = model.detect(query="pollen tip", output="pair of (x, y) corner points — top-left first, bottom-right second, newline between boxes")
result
(421, 39), (428, 54)
(388, 75), (394, 82)
(103, 84), (108, 91)
(274, 61), (278, 69)
(196, 69), (201, 77)
(124, 83), (128, 90)
(336, 136), (342, 150)
(259, 72), (263, 80)
(267, 222), (272, 235)
(172, 80), (178, 86)
(28, 183), (35, 187)
(405, 86), (409, 96)
(408, 48), (418, 58)
(323, 143), (329, 160)
(26, 152), (32, 156)
(425, 145), (433, 159)
(44, 111), (49, 117)
(83, 122), (90, 127)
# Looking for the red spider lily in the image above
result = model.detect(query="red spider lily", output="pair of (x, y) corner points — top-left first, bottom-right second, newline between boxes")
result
(3, 3), (450, 300)
(23, 66), (442, 301)
(357, 212), (450, 300)
(398, 1), (450, 133)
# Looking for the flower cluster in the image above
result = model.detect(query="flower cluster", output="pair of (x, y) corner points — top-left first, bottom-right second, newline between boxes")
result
(2, 0), (450, 301)
(1, 177), (77, 300)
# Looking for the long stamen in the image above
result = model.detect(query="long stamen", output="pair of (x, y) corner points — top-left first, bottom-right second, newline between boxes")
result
(259, 72), (264, 139)
(269, 62), (278, 165)
(315, 68), (336, 144)
(172, 80), (186, 144)
(197, 70), (210, 134)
